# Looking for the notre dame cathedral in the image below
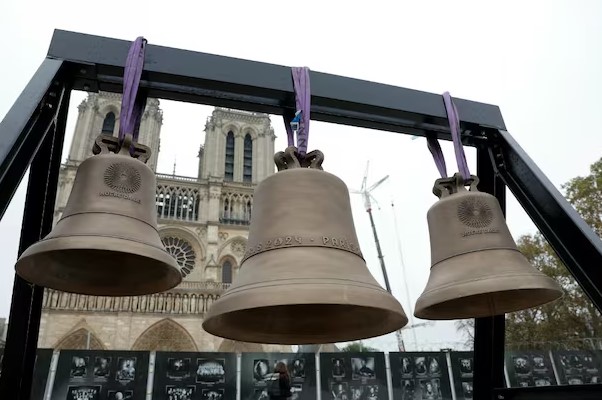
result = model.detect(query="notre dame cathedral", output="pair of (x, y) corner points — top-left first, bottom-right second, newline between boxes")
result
(36, 92), (292, 353)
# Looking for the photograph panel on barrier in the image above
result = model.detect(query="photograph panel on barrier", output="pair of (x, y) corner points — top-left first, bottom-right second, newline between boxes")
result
(389, 352), (453, 400)
(51, 350), (149, 400)
(154, 352), (236, 400)
(320, 352), (388, 400)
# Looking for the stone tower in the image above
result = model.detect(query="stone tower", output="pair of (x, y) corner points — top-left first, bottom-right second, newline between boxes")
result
(37, 93), (288, 353)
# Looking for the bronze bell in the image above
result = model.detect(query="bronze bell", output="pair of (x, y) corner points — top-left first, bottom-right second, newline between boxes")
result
(15, 133), (182, 296)
(203, 147), (408, 344)
(414, 173), (563, 319)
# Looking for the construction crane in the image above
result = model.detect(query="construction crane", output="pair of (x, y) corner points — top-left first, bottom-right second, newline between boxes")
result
(350, 162), (391, 292)
(350, 162), (405, 350)
(350, 162), (434, 351)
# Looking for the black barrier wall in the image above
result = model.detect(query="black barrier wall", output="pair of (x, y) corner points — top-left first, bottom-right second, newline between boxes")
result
(389, 351), (452, 400)
(153, 352), (237, 400)
(241, 352), (317, 400)
(448, 352), (473, 400)
(551, 350), (602, 385)
(320, 352), (388, 400)
(8, 348), (602, 399)
(504, 350), (557, 387)
(52, 350), (149, 400)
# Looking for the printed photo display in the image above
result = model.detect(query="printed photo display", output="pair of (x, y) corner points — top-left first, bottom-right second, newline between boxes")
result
(153, 352), (235, 400)
(552, 350), (602, 385)
(389, 352), (452, 400)
(505, 351), (557, 387)
(321, 353), (387, 400)
(166, 385), (195, 400)
(51, 350), (147, 400)
(402, 356), (441, 399)
(242, 353), (315, 400)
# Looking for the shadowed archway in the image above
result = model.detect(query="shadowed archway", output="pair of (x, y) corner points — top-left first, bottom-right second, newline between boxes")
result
(131, 318), (198, 351)
(55, 328), (106, 350)
(218, 339), (264, 352)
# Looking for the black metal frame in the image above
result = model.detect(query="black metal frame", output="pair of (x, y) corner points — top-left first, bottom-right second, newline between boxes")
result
(0, 29), (601, 399)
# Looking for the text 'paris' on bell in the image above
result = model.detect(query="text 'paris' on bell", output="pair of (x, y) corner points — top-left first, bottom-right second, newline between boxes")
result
(15, 134), (182, 296)
(414, 173), (563, 319)
(203, 147), (408, 344)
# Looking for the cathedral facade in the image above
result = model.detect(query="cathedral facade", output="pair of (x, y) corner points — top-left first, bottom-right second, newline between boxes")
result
(36, 92), (290, 353)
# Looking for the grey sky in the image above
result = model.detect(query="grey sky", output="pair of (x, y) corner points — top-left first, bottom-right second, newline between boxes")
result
(1, 0), (601, 351)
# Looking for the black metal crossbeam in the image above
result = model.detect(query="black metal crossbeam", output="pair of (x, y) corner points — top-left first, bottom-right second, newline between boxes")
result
(47, 29), (506, 141)
(0, 29), (601, 400)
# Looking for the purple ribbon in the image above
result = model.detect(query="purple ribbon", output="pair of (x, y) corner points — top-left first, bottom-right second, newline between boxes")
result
(427, 134), (448, 178)
(443, 91), (471, 180)
(118, 36), (147, 148)
(427, 92), (471, 180)
(284, 67), (311, 156)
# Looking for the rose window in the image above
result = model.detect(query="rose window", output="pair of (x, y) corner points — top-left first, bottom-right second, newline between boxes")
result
(162, 236), (196, 277)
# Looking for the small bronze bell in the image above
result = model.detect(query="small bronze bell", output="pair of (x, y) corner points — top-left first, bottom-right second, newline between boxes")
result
(15, 134), (182, 296)
(414, 173), (563, 319)
(203, 147), (408, 344)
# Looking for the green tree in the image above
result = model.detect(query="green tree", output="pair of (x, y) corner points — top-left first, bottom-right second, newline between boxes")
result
(506, 158), (602, 350)
(341, 341), (379, 352)
(456, 158), (602, 351)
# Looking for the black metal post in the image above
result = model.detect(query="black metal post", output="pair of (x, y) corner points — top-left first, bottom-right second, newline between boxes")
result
(472, 144), (507, 399)
(0, 59), (66, 220)
(494, 129), (602, 311)
(0, 85), (69, 399)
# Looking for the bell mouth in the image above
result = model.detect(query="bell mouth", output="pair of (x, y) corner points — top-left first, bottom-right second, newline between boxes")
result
(415, 287), (563, 320)
(203, 303), (408, 345)
(16, 236), (182, 296)
(415, 246), (563, 319)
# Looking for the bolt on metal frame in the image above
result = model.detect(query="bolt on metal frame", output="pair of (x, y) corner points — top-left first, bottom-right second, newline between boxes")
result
(0, 30), (601, 400)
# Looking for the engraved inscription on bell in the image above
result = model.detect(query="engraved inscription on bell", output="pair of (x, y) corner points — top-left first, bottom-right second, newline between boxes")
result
(100, 163), (142, 203)
(242, 234), (364, 261)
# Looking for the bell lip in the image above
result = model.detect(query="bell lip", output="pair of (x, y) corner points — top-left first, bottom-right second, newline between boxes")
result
(15, 235), (182, 296)
(203, 281), (408, 345)
(202, 303), (408, 345)
(414, 273), (563, 320)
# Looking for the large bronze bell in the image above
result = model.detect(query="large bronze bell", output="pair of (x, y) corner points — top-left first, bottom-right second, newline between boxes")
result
(414, 173), (563, 319)
(15, 134), (182, 296)
(203, 147), (408, 344)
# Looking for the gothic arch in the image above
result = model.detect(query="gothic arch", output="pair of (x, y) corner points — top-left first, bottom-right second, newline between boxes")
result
(55, 327), (106, 350)
(219, 192), (253, 224)
(240, 126), (259, 140)
(218, 339), (264, 352)
(97, 104), (120, 136)
(131, 318), (198, 352)
(218, 236), (248, 257)
(221, 124), (239, 136)
(217, 255), (238, 284)
(97, 104), (120, 120)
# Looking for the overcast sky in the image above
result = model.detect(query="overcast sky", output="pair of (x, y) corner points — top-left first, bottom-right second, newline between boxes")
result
(1, 1), (602, 352)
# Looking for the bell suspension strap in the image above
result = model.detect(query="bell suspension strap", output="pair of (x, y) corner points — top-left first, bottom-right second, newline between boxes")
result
(426, 91), (471, 180)
(283, 66), (311, 156)
(119, 36), (148, 153)
(426, 135), (448, 178)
